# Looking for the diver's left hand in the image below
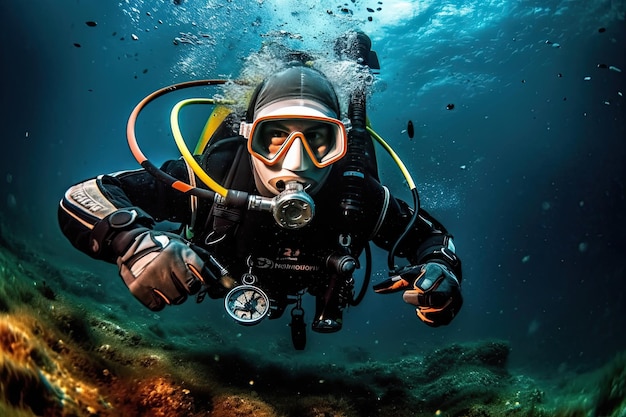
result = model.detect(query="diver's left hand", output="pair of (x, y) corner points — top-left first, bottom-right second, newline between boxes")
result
(373, 263), (462, 327)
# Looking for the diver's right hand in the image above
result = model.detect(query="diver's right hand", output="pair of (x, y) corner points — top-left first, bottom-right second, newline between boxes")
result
(114, 229), (205, 311)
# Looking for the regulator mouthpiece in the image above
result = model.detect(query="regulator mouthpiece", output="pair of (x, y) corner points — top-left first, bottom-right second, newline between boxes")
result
(273, 181), (315, 229)
(246, 181), (315, 229)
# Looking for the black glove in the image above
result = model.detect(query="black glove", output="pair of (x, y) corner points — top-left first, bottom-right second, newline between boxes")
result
(374, 263), (462, 326)
(115, 229), (208, 311)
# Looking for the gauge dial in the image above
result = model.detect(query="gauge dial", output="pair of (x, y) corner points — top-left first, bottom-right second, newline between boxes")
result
(224, 285), (270, 325)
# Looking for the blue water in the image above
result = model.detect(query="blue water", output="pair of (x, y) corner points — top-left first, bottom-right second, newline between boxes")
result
(1, 0), (625, 375)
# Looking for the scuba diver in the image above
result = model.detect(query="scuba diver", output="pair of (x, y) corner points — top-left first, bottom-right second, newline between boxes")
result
(58, 32), (462, 349)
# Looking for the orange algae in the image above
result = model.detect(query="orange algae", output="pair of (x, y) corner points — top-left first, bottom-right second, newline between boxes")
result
(210, 394), (279, 417)
(0, 313), (105, 416)
(0, 311), (217, 417)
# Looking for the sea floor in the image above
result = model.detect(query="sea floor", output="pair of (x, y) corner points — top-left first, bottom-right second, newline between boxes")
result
(0, 225), (624, 417)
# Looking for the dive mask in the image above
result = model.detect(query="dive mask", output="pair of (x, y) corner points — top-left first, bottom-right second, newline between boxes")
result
(241, 114), (348, 168)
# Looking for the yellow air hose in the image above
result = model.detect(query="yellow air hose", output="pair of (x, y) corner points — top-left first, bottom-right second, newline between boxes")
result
(366, 126), (416, 190)
(170, 98), (231, 197)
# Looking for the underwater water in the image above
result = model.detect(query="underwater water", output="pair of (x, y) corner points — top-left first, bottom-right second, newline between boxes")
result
(1, 0), (625, 416)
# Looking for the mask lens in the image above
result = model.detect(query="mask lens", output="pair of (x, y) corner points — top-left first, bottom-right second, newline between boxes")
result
(249, 117), (346, 167)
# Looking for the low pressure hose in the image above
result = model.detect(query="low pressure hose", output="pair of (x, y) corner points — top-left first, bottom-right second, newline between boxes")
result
(127, 80), (230, 201)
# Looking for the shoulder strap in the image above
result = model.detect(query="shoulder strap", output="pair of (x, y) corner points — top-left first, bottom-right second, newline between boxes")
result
(197, 138), (253, 244)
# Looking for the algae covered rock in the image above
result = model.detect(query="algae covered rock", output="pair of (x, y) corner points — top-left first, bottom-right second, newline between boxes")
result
(411, 340), (512, 412)
(595, 351), (626, 417)
(417, 340), (510, 380)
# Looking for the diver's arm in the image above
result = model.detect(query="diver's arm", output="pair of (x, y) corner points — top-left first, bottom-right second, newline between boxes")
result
(372, 197), (463, 326)
(372, 198), (462, 279)
(58, 160), (229, 309)
(406, 208), (462, 280)
(58, 159), (194, 262)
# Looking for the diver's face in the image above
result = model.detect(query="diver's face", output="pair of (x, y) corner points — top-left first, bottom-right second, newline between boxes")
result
(251, 120), (334, 196)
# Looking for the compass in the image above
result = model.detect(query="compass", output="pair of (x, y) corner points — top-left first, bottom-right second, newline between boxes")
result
(224, 285), (270, 325)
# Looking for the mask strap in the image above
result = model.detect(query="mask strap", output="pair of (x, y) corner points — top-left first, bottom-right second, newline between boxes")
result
(239, 121), (253, 139)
